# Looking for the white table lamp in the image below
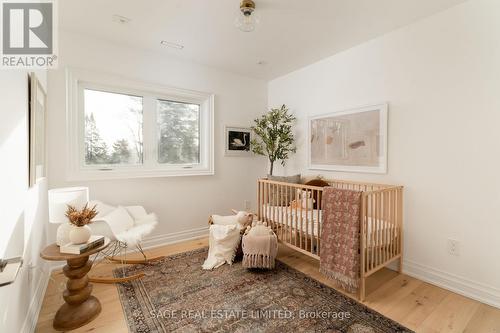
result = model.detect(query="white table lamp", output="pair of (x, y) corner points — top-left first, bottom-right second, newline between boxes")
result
(48, 187), (89, 246)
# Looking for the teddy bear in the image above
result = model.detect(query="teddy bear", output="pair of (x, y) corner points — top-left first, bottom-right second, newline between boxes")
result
(289, 189), (315, 210)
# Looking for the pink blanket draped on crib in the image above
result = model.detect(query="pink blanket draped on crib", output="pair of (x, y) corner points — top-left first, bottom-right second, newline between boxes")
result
(319, 187), (362, 293)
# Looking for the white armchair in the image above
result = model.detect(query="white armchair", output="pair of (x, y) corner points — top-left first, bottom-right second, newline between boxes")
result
(87, 201), (162, 283)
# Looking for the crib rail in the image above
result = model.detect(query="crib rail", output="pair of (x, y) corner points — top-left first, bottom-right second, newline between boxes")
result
(257, 178), (403, 300)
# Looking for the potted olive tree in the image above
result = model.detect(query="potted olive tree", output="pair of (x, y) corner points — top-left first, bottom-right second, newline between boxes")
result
(250, 104), (296, 175)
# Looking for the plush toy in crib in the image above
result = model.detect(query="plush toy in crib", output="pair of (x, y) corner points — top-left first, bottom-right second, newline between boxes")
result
(289, 189), (315, 209)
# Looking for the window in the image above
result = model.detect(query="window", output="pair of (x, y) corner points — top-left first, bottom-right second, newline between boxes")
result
(157, 100), (200, 165)
(84, 89), (143, 166)
(67, 70), (214, 180)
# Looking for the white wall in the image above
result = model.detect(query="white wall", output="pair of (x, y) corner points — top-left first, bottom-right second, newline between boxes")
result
(268, 0), (500, 306)
(47, 31), (268, 245)
(0, 71), (50, 332)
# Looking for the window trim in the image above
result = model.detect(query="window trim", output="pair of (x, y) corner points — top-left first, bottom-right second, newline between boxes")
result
(66, 69), (214, 181)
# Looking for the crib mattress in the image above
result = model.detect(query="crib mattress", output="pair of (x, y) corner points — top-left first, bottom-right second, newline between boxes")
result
(262, 205), (396, 246)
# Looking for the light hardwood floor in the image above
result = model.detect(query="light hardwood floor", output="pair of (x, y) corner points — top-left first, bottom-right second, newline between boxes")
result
(36, 238), (500, 333)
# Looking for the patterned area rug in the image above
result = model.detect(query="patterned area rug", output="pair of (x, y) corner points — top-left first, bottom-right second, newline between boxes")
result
(114, 248), (413, 333)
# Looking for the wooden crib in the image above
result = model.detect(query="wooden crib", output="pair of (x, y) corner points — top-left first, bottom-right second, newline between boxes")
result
(257, 178), (404, 301)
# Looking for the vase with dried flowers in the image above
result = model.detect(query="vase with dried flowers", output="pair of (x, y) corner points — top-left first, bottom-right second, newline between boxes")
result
(65, 204), (98, 244)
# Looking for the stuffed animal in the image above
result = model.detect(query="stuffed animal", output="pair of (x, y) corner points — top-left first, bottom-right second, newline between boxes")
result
(244, 221), (274, 236)
(289, 199), (301, 209)
(232, 209), (254, 230)
(209, 210), (254, 233)
(289, 190), (315, 209)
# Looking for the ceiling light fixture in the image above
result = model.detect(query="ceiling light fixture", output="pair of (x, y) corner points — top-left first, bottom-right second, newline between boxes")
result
(235, 0), (259, 32)
(160, 41), (184, 50)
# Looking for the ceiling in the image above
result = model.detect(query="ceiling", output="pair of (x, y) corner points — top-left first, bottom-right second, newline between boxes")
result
(60, 0), (466, 80)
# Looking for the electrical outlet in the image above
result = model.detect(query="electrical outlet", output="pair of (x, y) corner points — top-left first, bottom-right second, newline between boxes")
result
(447, 239), (460, 256)
(244, 200), (251, 210)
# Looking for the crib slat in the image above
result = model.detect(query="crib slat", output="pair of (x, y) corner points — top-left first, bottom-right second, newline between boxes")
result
(396, 188), (400, 257)
(286, 184), (290, 243)
(399, 188), (403, 263)
(374, 193), (380, 267)
(318, 187), (322, 256)
(277, 184), (281, 235)
(257, 180), (261, 220)
(315, 189), (319, 255)
(273, 184), (277, 231)
(370, 194), (376, 270)
(299, 189), (303, 250)
(306, 189), (310, 252)
(377, 192), (381, 268)
(304, 189), (308, 251)
(282, 184), (286, 241)
(362, 195), (366, 273)
(385, 190), (389, 260)
(378, 192), (384, 265)
(264, 182), (267, 224)
(380, 191), (383, 265)
(383, 192), (389, 262)
(263, 182), (266, 223)
(389, 191), (396, 257)
(290, 186), (293, 245)
(378, 192), (382, 266)
(292, 188), (298, 246)
(267, 182), (271, 224)
(384, 191), (389, 263)
(370, 193), (374, 270)
(375, 192), (378, 269)
(279, 184), (283, 241)
(389, 189), (392, 259)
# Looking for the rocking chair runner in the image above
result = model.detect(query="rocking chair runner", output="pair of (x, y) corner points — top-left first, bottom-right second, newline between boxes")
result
(86, 201), (163, 284)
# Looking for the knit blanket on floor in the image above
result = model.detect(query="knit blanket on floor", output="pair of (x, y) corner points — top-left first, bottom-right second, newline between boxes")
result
(242, 233), (278, 269)
(319, 187), (362, 293)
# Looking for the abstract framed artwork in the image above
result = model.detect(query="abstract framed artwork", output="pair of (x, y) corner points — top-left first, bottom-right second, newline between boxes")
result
(308, 103), (388, 174)
(224, 126), (251, 156)
(29, 73), (47, 186)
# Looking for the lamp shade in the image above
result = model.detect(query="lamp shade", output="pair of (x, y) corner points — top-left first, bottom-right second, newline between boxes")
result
(48, 187), (89, 224)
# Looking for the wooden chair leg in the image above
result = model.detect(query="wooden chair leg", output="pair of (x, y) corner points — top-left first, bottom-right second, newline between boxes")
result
(106, 255), (164, 265)
(89, 273), (145, 284)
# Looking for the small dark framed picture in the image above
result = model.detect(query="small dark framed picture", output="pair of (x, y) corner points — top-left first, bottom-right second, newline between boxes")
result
(225, 126), (251, 156)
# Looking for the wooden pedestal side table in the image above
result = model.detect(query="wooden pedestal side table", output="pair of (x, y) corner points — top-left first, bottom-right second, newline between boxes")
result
(40, 238), (110, 331)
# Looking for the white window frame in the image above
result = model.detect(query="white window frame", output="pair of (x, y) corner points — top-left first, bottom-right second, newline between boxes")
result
(67, 69), (214, 181)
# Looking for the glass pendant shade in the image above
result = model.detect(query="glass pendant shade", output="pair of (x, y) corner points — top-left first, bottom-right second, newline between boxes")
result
(235, 0), (259, 32)
(235, 11), (260, 32)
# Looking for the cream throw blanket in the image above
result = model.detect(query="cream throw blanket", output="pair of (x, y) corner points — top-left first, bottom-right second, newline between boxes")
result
(242, 233), (278, 269)
(202, 224), (241, 270)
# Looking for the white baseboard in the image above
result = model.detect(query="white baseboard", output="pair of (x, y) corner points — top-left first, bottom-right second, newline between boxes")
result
(403, 259), (500, 309)
(141, 226), (208, 250)
(21, 262), (51, 333)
